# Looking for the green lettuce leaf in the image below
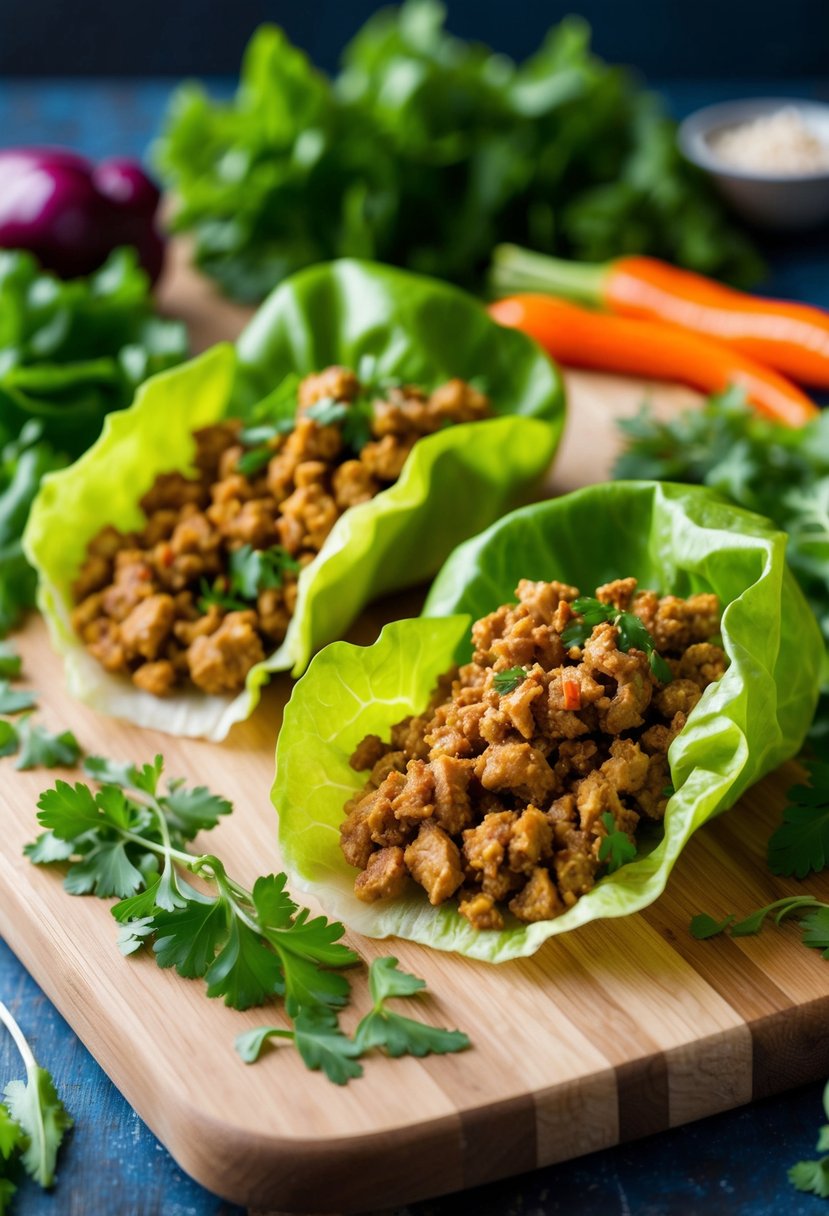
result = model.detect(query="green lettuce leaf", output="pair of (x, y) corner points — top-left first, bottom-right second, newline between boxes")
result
(24, 260), (563, 741)
(273, 481), (821, 962)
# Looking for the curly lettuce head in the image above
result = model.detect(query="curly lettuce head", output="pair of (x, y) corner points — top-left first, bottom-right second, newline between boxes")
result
(273, 481), (822, 961)
(23, 259), (564, 740)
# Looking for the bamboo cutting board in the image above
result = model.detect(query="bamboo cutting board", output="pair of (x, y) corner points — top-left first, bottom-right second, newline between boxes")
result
(1, 249), (827, 1214)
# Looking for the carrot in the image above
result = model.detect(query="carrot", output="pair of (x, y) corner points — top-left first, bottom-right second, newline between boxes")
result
(491, 243), (829, 390)
(488, 294), (819, 428)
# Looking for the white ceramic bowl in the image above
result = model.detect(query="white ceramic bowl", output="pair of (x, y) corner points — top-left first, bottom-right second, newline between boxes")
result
(678, 98), (829, 231)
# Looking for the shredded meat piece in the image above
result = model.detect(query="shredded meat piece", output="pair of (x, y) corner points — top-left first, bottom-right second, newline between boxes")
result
(343, 576), (727, 928)
(73, 367), (492, 697)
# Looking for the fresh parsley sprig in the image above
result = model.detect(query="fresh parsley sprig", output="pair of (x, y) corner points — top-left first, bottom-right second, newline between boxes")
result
(0, 648), (81, 771)
(0, 1000), (72, 1212)
(236, 957), (469, 1085)
(561, 596), (673, 683)
(26, 757), (471, 1084)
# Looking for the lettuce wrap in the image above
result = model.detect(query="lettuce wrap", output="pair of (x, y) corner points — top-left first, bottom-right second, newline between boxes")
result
(23, 260), (564, 740)
(273, 481), (822, 962)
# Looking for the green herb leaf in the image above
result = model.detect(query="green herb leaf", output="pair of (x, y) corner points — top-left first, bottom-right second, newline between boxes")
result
(291, 1007), (363, 1085)
(228, 544), (301, 599)
(160, 782), (232, 840)
(0, 722), (17, 758)
(0, 1106), (23, 1161)
(234, 1024), (293, 1064)
(598, 811), (637, 874)
(493, 667), (527, 696)
(0, 644), (21, 680)
(768, 762), (829, 878)
(153, 895), (230, 980)
(800, 907), (829, 958)
(204, 918), (285, 1011)
(14, 719), (81, 771)
(689, 913), (735, 940)
(4, 1067), (72, 1188)
(353, 957), (469, 1061)
(789, 1157), (829, 1199)
(0, 682), (36, 714)
(235, 445), (273, 478)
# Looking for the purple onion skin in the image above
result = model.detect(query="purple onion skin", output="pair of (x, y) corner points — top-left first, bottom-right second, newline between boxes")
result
(0, 148), (166, 283)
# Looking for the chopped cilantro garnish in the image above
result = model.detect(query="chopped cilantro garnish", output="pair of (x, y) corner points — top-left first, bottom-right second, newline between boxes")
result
(493, 667), (527, 696)
(598, 812), (636, 873)
(561, 596), (673, 683)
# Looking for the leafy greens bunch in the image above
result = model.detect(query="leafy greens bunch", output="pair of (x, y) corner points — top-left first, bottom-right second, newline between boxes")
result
(0, 247), (189, 634)
(0, 1001), (72, 1214)
(155, 0), (760, 303)
(614, 386), (829, 741)
(27, 755), (468, 1085)
(0, 641), (81, 770)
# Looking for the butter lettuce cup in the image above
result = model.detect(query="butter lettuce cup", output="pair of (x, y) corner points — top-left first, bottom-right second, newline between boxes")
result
(273, 481), (821, 963)
(24, 260), (564, 741)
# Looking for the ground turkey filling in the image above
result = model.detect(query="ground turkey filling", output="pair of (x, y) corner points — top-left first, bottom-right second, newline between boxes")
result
(70, 366), (491, 697)
(341, 577), (727, 930)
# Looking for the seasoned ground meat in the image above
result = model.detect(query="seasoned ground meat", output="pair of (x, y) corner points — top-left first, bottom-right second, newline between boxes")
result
(342, 577), (727, 929)
(72, 366), (492, 696)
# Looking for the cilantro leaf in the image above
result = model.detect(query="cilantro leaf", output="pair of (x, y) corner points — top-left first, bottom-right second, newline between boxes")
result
(110, 878), (163, 925)
(160, 782), (232, 840)
(152, 894), (229, 980)
(689, 913), (735, 940)
(82, 754), (164, 796)
(22, 832), (75, 864)
(36, 780), (102, 839)
(789, 1157), (829, 1199)
(368, 955), (426, 1004)
(4, 1067), (72, 1188)
(0, 681), (35, 714)
(228, 544), (300, 599)
(63, 841), (145, 899)
(196, 577), (248, 614)
(768, 762), (829, 878)
(204, 918), (285, 1010)
(115, 916), (156, 957)
(15, 718), (80, 771)
(234, 1025), (293, 1064)
(800, 907), (829, 958)
(0, 722), (17, 758)
(561, 598), (672, 682)
(304, 397), (347, 428)
(353, 958), (469, 1061)
(598, 812), (637, 873)
(493, 667), (527, 696)
(235, 445), (273, 478)
(291, 1007), (363, 1085)
(0, 1106), (23, 1160)
(0, 644), (21, 680)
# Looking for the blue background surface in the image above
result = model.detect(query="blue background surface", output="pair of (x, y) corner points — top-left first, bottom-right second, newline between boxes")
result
(1, 71), (829, 1216)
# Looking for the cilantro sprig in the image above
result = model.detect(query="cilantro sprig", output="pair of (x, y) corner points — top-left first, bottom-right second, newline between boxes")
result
(27, 756), (471, 1085)
(597, 812), (637, 874)
(0, 1000), (72, 1211)
(690, 894), (829, 956)
(236, 957), (469, 1084)
(198, 544), (301, 614)
(561, 596), (673, 683)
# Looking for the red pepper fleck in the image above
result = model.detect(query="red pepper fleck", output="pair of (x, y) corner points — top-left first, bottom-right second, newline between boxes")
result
(159, 544), (174, 568)
(562, 678), (581, 711)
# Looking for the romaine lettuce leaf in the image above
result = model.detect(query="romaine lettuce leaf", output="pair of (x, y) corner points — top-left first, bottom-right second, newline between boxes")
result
(273, 481), (821, 961)
(24, 259), (564, 740)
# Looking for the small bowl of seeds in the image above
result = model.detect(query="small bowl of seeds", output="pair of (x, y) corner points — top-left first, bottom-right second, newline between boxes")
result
(679, 98), (829, 230)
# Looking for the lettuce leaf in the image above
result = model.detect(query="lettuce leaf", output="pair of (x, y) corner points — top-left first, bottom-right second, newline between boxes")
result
(273, 481), (821, 961)
(24, 260), (564, 741)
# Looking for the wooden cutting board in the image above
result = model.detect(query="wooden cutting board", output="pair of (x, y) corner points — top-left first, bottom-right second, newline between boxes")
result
(1, 248), (827, 1215)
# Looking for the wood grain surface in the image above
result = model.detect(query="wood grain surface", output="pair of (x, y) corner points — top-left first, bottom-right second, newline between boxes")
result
(1, 249), (824, 1214)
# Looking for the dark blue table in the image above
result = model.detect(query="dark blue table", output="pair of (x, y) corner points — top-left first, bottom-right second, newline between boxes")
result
(2, 79), (829, 1216)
